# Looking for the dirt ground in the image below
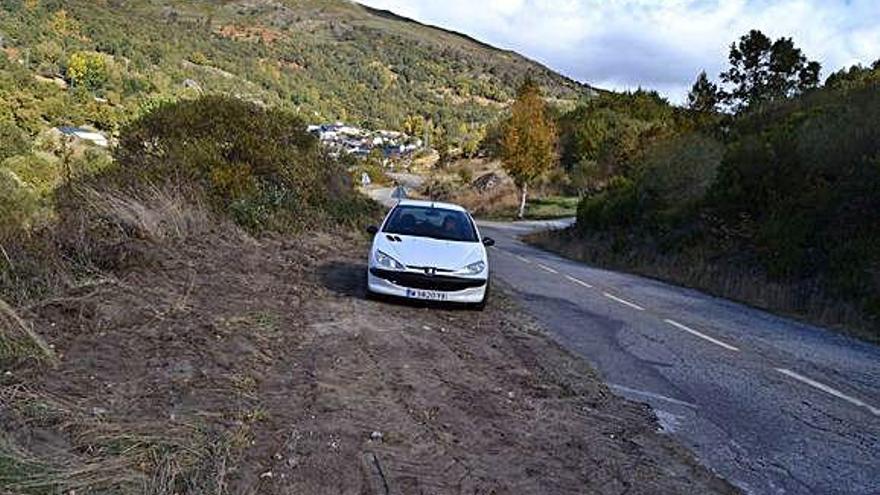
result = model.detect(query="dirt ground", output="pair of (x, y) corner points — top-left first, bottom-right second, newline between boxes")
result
(2, 229), (738, 494)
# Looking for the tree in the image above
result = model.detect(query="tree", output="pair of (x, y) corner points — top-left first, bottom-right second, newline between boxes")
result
(501, 78), (558, 218)
(687, 71), (720, 113)
(825, 61), (879, 90)
(720, 29), (821, 111)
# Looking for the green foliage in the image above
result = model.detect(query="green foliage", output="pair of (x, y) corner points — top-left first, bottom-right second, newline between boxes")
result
(0, 168), (42, 238)
(0, 121), (31, 160)
(110, 96), (375, 231)
(559, 89), (678, 184)
(66, 51), (108, 91)
(576, 176), (639, 230)
(687, 71), (720, 113)
(0, 153), (59, 238)
(569, 75), (880, 333)
(709, 83), (880, 285)
(719, 29), (821, 110)
(825, 60), (880, 90)
(639, 133), (722, 220)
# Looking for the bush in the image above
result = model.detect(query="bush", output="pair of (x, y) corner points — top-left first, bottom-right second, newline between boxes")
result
(110, 95), (376, 231)
(66, 51), (109, 91)
(639, 132), (722, 221)
(0, 169), (42, 239)
(0, 122), (30, 161)
(577, 176), (639, 230)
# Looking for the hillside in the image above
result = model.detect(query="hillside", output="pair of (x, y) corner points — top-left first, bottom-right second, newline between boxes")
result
(0, 0), (591, 138)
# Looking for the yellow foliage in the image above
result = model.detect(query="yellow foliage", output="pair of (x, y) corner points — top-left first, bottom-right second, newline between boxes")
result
(67, 52), (108, 90)
(501, 79), (558, 187)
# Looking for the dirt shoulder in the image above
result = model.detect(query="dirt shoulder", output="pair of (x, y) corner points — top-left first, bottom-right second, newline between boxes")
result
(2, 230), (737, 494)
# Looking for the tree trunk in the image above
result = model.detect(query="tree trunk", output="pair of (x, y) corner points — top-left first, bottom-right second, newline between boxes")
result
(517, 183), (528, 219)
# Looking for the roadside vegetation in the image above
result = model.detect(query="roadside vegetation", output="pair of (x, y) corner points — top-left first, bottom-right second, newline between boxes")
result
(528, 30), (880, 340)
(0, 96), (383, 492)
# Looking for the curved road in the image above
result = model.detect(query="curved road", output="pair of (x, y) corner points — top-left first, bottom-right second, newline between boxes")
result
(366, 185), (880, 494)
(477, 219), (880, 495)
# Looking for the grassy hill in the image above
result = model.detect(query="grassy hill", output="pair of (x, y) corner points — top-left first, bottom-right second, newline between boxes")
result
(0, 0), (591, 137)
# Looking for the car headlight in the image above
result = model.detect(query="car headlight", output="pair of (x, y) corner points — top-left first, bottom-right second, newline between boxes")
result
(464, 260), (486, 275)
(375, 250), (406, 270)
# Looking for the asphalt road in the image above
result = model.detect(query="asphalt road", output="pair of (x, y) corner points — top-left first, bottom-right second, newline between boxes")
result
(477, 219), (880, 495)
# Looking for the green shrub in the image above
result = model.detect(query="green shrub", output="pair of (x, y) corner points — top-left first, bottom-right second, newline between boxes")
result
(0, 122), (30, 161)
(576, 176), (639, 230)
(107, 95), (376, 231)
(66, 51), (109, 91)
(0, 169), (42, 239)
(638, 132), (722, 221)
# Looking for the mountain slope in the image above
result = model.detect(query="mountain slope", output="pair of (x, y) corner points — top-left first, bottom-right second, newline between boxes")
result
(0, 0), (591, 137)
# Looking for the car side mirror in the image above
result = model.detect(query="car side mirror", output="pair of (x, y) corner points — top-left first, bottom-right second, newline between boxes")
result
(366, 225), (379, 235)
(482, 237), (495, 247)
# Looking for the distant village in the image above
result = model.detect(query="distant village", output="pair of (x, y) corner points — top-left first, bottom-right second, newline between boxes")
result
(307, 123), (423, 161)
(49, 121), (424, 165)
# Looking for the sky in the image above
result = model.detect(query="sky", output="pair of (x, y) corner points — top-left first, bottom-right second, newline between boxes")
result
(357, 0), (880, 103)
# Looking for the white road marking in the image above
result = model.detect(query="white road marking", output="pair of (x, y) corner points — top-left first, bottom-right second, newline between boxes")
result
(537, 263), (559, 274)
(610, 384), (698, 409)
(664, 319), (740, 352)
(776, 368), (880, 417)
(603, 292), (645, 311)
(564, 274), (593, 288)
(514, 254), (532, 264)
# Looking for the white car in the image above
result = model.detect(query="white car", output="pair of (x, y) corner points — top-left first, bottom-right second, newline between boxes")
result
(366, 199), (494, 309)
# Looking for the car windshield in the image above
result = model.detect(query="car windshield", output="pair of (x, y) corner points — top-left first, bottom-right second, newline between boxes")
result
(383, 205), (478, 243)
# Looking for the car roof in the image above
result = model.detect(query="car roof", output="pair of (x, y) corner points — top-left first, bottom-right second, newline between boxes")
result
(395, 199), (468, 213)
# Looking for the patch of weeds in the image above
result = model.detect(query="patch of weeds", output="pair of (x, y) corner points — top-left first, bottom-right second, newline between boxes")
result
(219, 311), (280, 335)
(1, 387), (243, 495)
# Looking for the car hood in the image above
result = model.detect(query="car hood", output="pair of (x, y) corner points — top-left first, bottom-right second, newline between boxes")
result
(375, 234), (484, 271)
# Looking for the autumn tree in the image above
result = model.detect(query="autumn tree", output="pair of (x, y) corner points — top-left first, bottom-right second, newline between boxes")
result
(501, 78), (558, 218)
(720, 29), (821, 111)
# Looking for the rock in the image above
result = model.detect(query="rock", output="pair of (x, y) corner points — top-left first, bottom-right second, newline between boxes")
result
(472, 172), (501, 192)
(260, 471), (274, 479)
(183, 78), (202, 92)
(91, 407), (108, 416)
(370, 431), (383, 442)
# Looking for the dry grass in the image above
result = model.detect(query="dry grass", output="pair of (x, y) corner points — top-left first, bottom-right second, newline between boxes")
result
(62, 183), (217, 246)
(0, 299), (56, 367)
(454, 182), (521, 217)
(530, 230), (876, 341)
(0, 386), (239, 495)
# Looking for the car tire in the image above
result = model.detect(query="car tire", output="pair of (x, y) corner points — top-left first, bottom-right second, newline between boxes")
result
(364, 274), (378, 301)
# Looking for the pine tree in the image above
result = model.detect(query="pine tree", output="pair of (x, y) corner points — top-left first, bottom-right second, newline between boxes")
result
(687, 71), (720, 113)
(501, 78), (558, 218)
(720, 29), (821, 111)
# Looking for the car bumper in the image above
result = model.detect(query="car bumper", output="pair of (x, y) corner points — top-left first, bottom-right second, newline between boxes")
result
(367, 269), (487, 303)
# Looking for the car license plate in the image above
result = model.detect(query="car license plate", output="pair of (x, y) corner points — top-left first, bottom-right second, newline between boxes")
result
(405, 289), (448, 301)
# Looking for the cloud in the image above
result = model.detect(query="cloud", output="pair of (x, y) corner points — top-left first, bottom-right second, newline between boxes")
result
(357, 0), (880, 103)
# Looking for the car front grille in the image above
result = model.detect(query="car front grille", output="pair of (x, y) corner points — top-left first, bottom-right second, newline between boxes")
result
(370, 268), (486, 292)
